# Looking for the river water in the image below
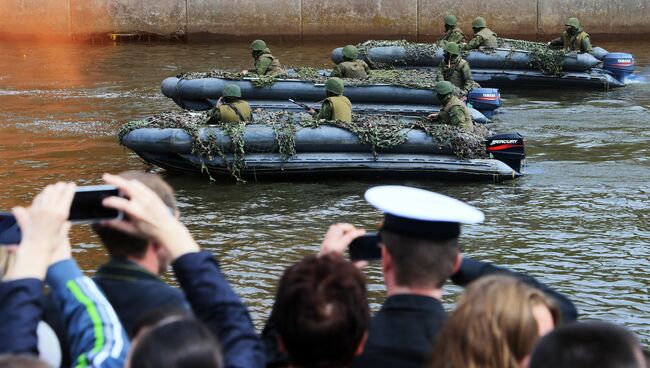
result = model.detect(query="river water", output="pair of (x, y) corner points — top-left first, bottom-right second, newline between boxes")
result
(0, 39), (648, 346)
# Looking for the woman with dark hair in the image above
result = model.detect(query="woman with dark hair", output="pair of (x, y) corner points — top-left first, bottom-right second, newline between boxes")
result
(429, 275), (559, 368)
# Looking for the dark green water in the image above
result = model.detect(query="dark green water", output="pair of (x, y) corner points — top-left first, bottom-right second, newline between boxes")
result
(0, 40), (648, 345)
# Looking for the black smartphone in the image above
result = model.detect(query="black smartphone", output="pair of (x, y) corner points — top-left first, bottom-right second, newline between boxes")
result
(69, 185), (123, 224)
(0, 213), (20, 246)
(349, 232), (382, 261)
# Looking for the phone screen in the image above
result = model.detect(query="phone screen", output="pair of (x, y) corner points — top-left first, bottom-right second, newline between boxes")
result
(0, 213), (20, 245)
(69, 185), (122, 223)
(349, 232), (382, 261)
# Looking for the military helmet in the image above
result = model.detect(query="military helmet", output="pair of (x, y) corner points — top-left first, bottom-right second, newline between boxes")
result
(444, 42), (461, 55)
(223, 84), (242, 98)
(325, 77), (345, 96)
(472, 17), (487, 28)
(342, 45), (359, 60)
(565, 17), (580, 29)
(444, 15), (457, 26)
(250, 39), (267, 51)
(435, 81), (455, 96)
(262, 48), (271, 54)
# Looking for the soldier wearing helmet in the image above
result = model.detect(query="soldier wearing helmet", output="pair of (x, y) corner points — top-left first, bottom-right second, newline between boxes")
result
(427, 81), (473, 131)
(248, 39), (285, 76)
(330, 45), (370, 79)
(548, 18), (592, 53)
(435, 42), (477, 97)
(308, 78), (352, 122)
(436, 15), (466, 45)
(463, 17), (498, 50)
(207, 84), (252, 123)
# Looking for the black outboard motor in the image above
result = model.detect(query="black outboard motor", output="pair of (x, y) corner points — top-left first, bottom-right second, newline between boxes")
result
(486, 133), (525, 173)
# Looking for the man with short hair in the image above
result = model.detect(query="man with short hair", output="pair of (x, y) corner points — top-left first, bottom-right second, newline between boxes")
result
(548, 17), (593, 54)
(530, 321), (647, 368)
(437, 14), (466, 45)
(90, 171), (190, 335)
(464, 16), (498, 50)
(317, 185), (577, 368)
(331, 45), (370, 79)
(273, 254), (369, 368)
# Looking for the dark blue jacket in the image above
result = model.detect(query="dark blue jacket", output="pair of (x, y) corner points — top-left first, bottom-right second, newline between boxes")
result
(173, 251), (265, 368)
(0, 278), (43, 355)
(93, 257), (191, 335)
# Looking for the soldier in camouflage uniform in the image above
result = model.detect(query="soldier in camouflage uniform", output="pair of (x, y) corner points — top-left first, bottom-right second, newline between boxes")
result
(548, 17), (593, 53)
(249, 39), (285, 76)
(435, 42), (476, 97)
(207, 84), (252, 124)
(308, 77), (352, 122)
(330, 45), (370, 79)
(427, 81), (473, 132)
(436, 15), (466, 45)
(464, 17), (498, 50)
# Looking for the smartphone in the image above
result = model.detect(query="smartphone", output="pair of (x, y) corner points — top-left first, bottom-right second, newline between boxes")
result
(0, 213), (20, 245)
(69, 185), (123, 224)
(349, 232), (382, 261)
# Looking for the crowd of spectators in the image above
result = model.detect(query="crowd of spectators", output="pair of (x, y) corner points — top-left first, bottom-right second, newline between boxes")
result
(0, 172), (647, 368)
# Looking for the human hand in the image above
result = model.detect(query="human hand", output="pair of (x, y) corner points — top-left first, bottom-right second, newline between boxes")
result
(426, 113), (438, 121)
(101, 173), (199, 261)
(241, 70), (249, 75)
(216, 97), (223, 108)
(6, 182), (76, 280)
(308, 108), (316, 115)
(319, 223), (365, 257)
(460, 96), (467, 102)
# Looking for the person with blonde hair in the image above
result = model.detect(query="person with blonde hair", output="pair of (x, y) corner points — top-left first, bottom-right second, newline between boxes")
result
(429, 275), (559, 368)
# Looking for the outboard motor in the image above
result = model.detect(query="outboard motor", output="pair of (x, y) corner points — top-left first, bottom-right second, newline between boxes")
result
(486, 133), (525, 173)
(468, 88), (500, 119)
(602, 53), (635, 83)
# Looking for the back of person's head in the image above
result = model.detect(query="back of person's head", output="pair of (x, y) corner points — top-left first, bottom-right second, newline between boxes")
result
(430, 275), (559, 368)
(530, 321), (645, 368)
(0, 354), (51, 368)
(381, 230), (459, 288)
(274, 254), (369, 368)
(129, 316), (222, 368)
(92, 171), (177, 259)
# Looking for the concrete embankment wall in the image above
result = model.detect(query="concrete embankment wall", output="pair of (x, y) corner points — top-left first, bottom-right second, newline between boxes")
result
(1, 0), (649, 41)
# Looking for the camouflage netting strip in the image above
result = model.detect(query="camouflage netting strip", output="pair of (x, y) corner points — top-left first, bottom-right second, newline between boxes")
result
(119, 110), (490, 181)
(354, 38), (567, 75)
(178, 67), (446, 91)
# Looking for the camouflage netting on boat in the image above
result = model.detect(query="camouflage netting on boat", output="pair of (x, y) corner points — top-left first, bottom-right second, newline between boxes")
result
(356, 38), (567, 75)
(119, 110), (491, 181)
(178, 67), (446, 90)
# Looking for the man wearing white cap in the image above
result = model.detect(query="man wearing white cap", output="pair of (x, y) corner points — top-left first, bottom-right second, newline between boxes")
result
(319, 186), (577, 368)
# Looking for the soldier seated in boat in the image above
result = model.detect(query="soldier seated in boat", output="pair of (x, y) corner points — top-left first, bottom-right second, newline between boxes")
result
(548, 18), (593, 54)
(436, 14), (466, 46)
(207, 84), (252, 124)
(427, 81), (473, 132)
(463, 17), (498, 50)
(308, 77), (352, 123)
(330, 45), (370, 79)
(248, 39), (285, 76)
(435, 42), (476, 98)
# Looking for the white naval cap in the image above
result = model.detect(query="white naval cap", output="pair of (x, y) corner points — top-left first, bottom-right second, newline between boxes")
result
(365, 186), (484, 240)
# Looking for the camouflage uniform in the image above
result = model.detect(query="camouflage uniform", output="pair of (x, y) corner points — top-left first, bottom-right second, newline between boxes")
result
(314, 96), (353, 122)
(437, 26), (466, 44)
(549, 18), (592, 53)
(330, 60), (370, 79)
(464, 17), (497, 50)
(435, 43), (475, 96)
(208, 84), (252, 123)
(254, 48), (285, 76)
(438, 95), (473, 131)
